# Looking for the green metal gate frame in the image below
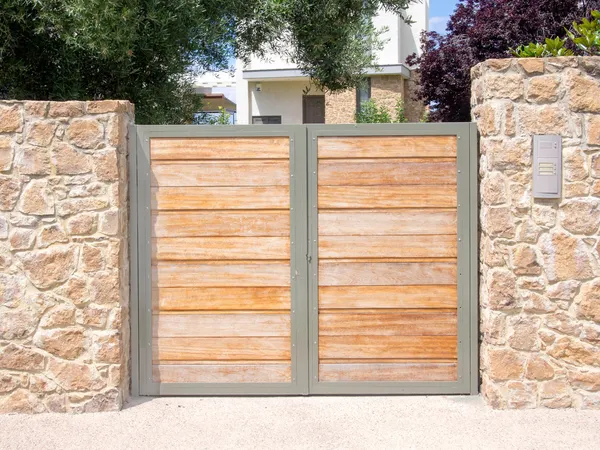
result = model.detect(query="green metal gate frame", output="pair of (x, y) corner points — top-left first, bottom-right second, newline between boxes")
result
(129, 123), (479, 397)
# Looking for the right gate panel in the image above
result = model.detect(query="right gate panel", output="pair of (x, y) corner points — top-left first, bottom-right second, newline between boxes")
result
(308, 125), (475, 394)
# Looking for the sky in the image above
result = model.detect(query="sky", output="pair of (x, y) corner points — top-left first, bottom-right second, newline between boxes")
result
(429, 0), (460, 34)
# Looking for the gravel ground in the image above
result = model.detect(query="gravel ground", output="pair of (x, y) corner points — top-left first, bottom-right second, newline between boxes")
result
(0, 395), (598, 450)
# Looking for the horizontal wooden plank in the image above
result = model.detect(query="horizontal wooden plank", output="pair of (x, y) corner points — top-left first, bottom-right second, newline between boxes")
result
(153, 262), (290, 287)
(319, 335), (457, 359)
(317, 136), (457, 159)
(153, 359), (291, 365)
(153, 337), (291, 360)
(151, 160), (289, 187)
(152, 237), (290, 261)
(319, 313), (457, 336)
(319, 262), (457, 286)
(153, 364), (291, 383)
(319, 235), (457, 259)
(153, 287), (291, 311)
(150, 137), (289, 160)
(152, 186), (289, 210)
(319, 286), (457, 309)
(318, 186), (456, 209)
(320, 358), (457, 364)
(318, 159), (456, 186)
(153, 314), (290, 337)
(318, 362), (457, 382)
(318, 210), (456, 236)
(152, 211), (290, 237)
(320, 308), (457, 314)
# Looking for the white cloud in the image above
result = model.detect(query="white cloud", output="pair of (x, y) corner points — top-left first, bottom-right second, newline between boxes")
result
(429, 15), (450, 34)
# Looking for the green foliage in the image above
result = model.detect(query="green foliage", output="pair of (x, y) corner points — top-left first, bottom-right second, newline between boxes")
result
(420, 109), (430, 123)
(0, 0), (417, 124)
(355, 99), (392, 123)
(510, 37), (575, 57)
(511, 10), (600, 58)
(567, 10), (600, 55)
(199, 107), (232, 125)
(394, 99), (408, 123)
(355, 98), (410, 123)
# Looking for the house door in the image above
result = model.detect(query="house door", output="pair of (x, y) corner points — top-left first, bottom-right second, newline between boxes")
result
(303, 96), (325, 124)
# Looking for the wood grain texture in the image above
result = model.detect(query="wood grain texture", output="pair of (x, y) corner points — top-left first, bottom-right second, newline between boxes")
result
(318, 210), (456, 236)
(152, 211), (290, 237)
(153, 287), (291, 311)
(319, 313), (457, 336)
(318, 362), (457, 382)
(150, 137), (289, 160)
(319, 262), (457, 286)
(153, 262), (290, 287)
(319, 335), (457, 359)
(152, 237), (289, 261)
(151, 186), (289, 210)
(318, 159), (456, 186)
(151, 160), (289, 187)
(319, 235), (457, 259)
(153, 337), (291, 361)
(318, 185), (456, 209)
(153, 314), (290, 337)
(318, 286), (457, 309)
(317, 136), (457, 159)
(153, 364), (291, 383)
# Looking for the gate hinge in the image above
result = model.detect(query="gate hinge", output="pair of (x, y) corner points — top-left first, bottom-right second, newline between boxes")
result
(307, 254), (312, 264)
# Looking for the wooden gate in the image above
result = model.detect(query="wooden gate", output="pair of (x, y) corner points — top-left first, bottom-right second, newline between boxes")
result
(307, 125), (477, 394)
(131, 124), (477, 396)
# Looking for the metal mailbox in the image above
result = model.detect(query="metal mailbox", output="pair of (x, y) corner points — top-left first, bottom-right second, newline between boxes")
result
(533, 135), (562, 199)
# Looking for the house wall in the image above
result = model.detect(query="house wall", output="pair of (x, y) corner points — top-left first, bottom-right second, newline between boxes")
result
(248, 80), (322, 124)
(400, 1), (429, 65)
(235, 3), (429, 124)
(472, 57), (600, 410)
(325, 73), (425, 124)
(0, 100), (132, 413)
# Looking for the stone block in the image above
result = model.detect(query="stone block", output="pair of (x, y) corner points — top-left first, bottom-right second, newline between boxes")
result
(0, 105), (23, 133)
(66, 119), (103, 149)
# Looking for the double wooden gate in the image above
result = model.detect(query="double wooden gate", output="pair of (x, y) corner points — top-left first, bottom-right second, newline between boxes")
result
(130, 124), (478, 396)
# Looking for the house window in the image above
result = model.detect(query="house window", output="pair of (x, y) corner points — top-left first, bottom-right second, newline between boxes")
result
(252, 116), (282, 124)
(356, 78), (371, 112)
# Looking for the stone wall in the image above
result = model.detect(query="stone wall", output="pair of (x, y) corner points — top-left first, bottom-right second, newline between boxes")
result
(370, 75), (405, 119)
(325, 72), (425, 123)
(325, 89), (357, 124)
(0, 100), (133, 413)
(403, 70), (427, 123)
(472, 57), (600, 409)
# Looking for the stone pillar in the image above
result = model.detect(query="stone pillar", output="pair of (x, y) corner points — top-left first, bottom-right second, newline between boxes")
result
(472, 57), (600, 409)
(0, 100), (133, 413)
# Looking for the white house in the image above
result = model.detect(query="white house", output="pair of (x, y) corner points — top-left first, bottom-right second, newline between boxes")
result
(235, 2), (429, 124)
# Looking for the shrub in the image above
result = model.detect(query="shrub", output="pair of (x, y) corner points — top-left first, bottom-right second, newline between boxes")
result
(355, 98), (410, 123)
(567, 10), (600, 55)
(394, 99), (409, 123)
(510, 37), (574, 57)
(512, 10), (600, 57)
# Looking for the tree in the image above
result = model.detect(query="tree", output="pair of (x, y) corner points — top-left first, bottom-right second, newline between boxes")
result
(406, 0), (600, 122)
(0, 0), (416, 124)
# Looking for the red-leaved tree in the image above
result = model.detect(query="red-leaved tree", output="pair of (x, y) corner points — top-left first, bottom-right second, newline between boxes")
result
(407, 0), (600, 122)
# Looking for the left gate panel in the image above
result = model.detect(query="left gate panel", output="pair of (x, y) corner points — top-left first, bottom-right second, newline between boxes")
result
(132, 126), (308, 395)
